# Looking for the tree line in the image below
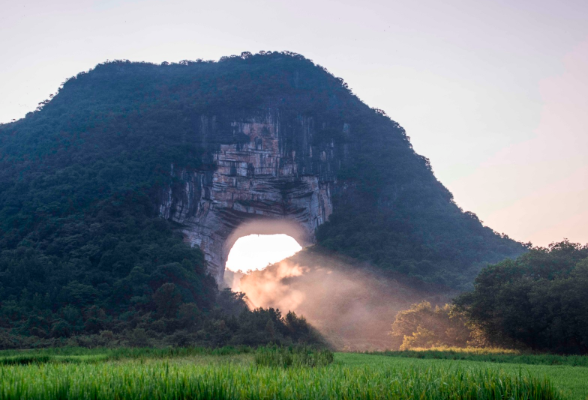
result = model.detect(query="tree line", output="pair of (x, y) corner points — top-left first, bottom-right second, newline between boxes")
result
(390, 240), (588, 354)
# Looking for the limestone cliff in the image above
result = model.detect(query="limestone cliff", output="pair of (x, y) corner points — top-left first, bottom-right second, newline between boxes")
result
(0, 51), (524, 291)
(158, 111), (337, 281)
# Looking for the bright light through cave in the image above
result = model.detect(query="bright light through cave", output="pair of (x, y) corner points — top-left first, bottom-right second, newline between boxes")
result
(226, 234), (302, 273)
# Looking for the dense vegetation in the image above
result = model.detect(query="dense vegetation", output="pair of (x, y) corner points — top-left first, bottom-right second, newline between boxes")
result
(0, 348), (567, 400)
(456, 240), (588, 354)
(0, 51), (524, 344)
(0, 281), (321, 349)
(387, 241), (588, 355)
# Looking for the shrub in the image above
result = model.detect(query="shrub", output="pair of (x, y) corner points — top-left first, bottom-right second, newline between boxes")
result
(254, 345), (334, 368)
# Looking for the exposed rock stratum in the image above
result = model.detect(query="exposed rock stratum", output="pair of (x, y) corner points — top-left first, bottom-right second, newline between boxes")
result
(158, 111), (337, 282)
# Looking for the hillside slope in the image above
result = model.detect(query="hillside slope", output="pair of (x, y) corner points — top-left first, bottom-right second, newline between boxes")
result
(0, 52), (524, 342)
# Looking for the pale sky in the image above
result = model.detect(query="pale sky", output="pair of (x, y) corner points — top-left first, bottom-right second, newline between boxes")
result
(1, 0), (587, 246)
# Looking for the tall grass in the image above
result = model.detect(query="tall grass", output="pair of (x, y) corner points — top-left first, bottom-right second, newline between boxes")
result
(254, 346), (334, 368)
(0, 346), (252, 365)
(0, 359), (566, 400)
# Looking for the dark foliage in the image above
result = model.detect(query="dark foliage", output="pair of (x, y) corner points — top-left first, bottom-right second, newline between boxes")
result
(456, 240), (588, 354)
(0, 287), (323, 349)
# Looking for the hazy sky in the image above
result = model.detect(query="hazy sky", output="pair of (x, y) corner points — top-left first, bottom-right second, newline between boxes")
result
(1, 0), (587, 246)
(226, 235), (301, 273)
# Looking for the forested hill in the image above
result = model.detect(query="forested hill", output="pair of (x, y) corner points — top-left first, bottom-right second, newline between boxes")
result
(0, 51), (524, 344)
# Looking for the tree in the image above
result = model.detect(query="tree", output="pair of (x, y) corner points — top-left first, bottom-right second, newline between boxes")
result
(153, 283), (181, 319)
(456, 240), (588, 354)
(389, 301), (484, 350)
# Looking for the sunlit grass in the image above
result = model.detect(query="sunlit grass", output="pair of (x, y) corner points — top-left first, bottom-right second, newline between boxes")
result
(407, 346), (520, 354)
(0, 359), (564, 400)
(339, 353), (588, 400)
(0, 347), (570, 400)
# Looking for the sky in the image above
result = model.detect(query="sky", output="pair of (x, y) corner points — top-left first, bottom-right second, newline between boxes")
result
(226, 235), (302, 273)
(1, 0), (587, 246)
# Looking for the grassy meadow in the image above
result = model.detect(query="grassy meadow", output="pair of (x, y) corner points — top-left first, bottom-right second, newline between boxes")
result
(0, 347), (585, 399)
(370, 347), (588, 367)
(343, 353), (588, 400)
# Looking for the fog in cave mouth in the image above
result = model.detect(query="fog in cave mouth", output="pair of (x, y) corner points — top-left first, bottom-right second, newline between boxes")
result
(226, 244), (449, 351)
(224, 234), (302, 291)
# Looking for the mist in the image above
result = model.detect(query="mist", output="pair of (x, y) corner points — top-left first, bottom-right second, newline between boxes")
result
(230, 248), (452, 351)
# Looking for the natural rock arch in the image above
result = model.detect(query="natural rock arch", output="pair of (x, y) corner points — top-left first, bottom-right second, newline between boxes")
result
(223, 219), (312, 270)
(158, 111), (334, 282)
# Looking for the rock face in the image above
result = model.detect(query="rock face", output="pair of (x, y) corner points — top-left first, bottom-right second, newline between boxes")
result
(159, 111), (338, 282)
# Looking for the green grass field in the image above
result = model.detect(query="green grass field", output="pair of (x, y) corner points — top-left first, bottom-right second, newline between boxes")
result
(0, 347), (585, 399)
(369, 347), (588, 367)
(340, 353), (588, 400)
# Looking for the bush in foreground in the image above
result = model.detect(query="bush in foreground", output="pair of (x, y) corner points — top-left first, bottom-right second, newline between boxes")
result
(254, 345), (334, 368)
(389, 301), (487, 350)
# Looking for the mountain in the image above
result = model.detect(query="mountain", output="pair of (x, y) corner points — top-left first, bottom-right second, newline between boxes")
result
(0, 51), (525, 344)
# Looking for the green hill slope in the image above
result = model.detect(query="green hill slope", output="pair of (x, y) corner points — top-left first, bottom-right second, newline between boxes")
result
(0, 51), (525, 344)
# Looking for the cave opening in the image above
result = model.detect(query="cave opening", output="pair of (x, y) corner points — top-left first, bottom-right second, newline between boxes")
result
(224, 233), (303, 291)
(225, 234), (302, 274)
(221, 219), (310, 290)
